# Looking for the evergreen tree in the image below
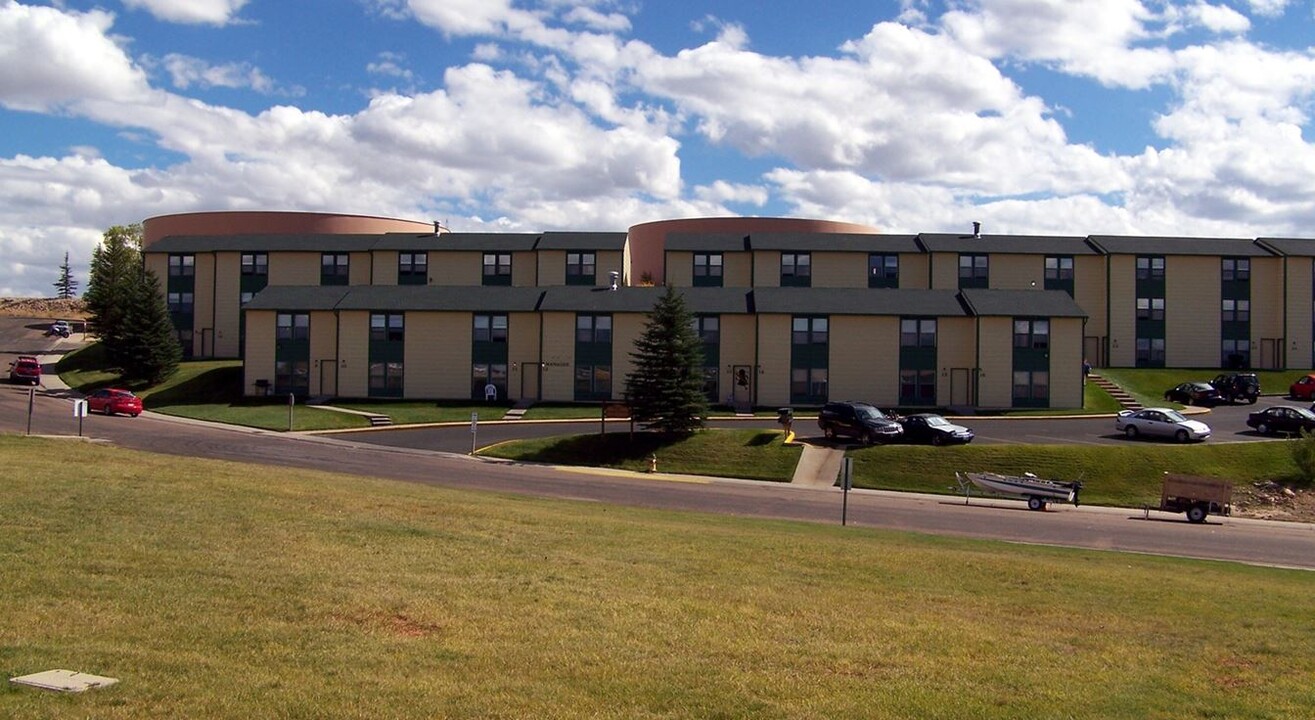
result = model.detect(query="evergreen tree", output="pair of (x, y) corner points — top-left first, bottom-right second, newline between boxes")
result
(52, 251), (79, 298)
(118, 268), (181, 383)
(84, 224), (143, 369)
(625, 286), (709, 434)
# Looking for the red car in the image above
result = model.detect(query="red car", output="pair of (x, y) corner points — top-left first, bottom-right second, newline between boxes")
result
(87, 388), (143, 417)
(1290, 374), (1315, 400)
(8, 355), (40, 385)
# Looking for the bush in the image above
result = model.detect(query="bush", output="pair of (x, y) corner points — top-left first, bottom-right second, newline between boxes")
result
(1290, 430), (1315, 486)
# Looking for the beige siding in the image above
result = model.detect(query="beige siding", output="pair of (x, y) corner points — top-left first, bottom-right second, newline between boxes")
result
(310, 311), (342, 397)
(612, 313), (645, 400)
(977, 317), (1013, 408)
(1108, 256), (1135, 366)
(512, 251), (536, 287)
(1073, 255), (1106, 354)
(336, 310), (368, 398)
(404, 313), (472, 398)
(348, 252), (371, 286)
(269, 252), (320, 286)
(1285, 257), (1314, 368)
(537, 250), (566, 286)
(718, 314), (757, 403)
(1251, 256), (1284, 361)
(373, 251), (398, 285)
(665, 251), (693, 287)
(191, 253), (216, 356)
(751, 314), (789, 406)
(753, 252), (780, 288)
(1166, 256), (1219, 367)
(597, 251), (624, 284)
(899, 253), (929, 289)
(990, 255), (1043, 290)
(725, 253), (752, 287)
(1051, 317), (1084, 408)
(936, 316), (978, 405)
(812, 252), (866, 288)
(243, 310), (276, 396)
(144, 253), (169, 284)
(430, 252), (482, 286)
(508, 312), (541, 401)
(930, 252), (958, 290)
(540, 312), (576, 402)
(213, 252), (241, 358)
(829, 316), (898, 405)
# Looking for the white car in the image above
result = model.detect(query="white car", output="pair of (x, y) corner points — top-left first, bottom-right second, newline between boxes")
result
(1115, 407), (1211, 443)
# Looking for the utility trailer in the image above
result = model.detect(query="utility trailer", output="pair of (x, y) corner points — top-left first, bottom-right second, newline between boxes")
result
(1159, 474), (1232, 523)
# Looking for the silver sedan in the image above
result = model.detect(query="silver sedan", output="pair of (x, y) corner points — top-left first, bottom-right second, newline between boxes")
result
(1115, 407), (1212, 443)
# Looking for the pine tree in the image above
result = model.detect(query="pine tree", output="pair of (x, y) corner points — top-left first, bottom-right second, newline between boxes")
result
(84, 224), (143, 370)
(52, 251), (79, 298)
(118, 268), (181, 383)
(625, 286), (709, 434)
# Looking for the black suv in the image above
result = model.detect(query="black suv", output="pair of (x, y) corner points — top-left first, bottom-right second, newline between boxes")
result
(1211, 373), (1260, 404)
(817, 401), (904, 445)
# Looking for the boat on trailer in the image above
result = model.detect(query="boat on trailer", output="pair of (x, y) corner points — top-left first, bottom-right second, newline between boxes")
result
(954, 471), (1083, 511)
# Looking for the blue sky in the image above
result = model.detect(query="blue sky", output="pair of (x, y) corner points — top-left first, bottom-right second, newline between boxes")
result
(3, 0), (1315, 295)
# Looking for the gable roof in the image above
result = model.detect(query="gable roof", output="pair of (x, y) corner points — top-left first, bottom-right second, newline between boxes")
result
(1088, 235), (1275, 257)
(916, 233), (1099, 255)
(749, 233), (921, 253)
(536, 231), (628, 250)
(958, 288), (1087, 318)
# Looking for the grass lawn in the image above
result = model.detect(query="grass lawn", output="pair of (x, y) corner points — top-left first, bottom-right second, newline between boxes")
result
(2, 435), (1313, 719)
(1099, 367), (1312, 409)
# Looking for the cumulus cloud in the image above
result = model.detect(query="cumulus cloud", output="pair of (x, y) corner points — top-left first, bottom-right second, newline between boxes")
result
(150, 53), (276, 93)
(121, 0), (249, 26)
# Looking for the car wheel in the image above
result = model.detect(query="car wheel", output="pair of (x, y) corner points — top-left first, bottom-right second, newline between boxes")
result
(1175, 429), (1189, 443)
(931, 434), (944, 447)
(1258, 422), (1271, 436)
(823, 426), (835, 440)
(866, 431), (880, 446)
(1249, 396), (1257, 404)
(1124, 426), (1139, 439)
(1186, 505), (1208, 524)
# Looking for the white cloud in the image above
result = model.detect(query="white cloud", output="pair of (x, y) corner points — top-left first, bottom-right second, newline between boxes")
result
(562, 6), (630, 33)
(152, 53), (275, 93)
(367, 52), (416, 81)
(121, 0), (249, 26)
(1180, 2), (1250, 33)
(403, 0), (546, 37)
(1243, 0), (1291, 17)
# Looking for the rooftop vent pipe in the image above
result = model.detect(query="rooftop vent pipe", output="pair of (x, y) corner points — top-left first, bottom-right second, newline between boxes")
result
(609, 270), (620, 291)
(972, 221), (981, 238)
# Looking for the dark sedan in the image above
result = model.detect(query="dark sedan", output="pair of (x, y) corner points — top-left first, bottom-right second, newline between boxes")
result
(896, 413), (975, 446)
(1246, 406), (1315, 436)
(1164, 382), (1221, 406)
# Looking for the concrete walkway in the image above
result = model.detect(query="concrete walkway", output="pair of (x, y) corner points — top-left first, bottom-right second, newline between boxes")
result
(790, 444), (844, 488)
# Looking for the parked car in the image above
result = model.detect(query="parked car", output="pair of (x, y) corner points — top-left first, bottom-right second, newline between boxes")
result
(1246, 405), (1315, 436)
(817, 401), (903, 445)
(896, 413), (974, 446)
(1115, 407), (1211, 442)
(1290, 373), (1315, 400)
(8, 355), (40, 385)
(1210, 373), (1260, 404)
(1163, 382), (1221, 406)
(86, 388), (143, 417)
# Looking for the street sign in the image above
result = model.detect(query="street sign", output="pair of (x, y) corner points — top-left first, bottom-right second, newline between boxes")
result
(73, 399), (88, 418)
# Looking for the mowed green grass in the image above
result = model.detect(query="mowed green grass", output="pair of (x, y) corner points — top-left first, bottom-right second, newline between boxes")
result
(2, 435), (1313, 719)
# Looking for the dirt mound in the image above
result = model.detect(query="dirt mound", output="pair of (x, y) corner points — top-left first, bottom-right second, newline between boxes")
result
(0, 297), (87, 319)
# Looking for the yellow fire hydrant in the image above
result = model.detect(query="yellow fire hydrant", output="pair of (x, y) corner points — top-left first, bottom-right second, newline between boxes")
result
(648, 453), (658, 473)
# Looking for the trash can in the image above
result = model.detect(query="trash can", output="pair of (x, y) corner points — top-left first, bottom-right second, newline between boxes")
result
(777, 407), (794, 426)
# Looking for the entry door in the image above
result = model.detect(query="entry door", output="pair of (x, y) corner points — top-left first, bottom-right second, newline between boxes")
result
(1083, 336), (1104, 368)
(1260, 339), (1278, 370)
(317, 359), (336, 396)
(731, 364), (754, 405)
(950, 368), (972, 406)
(518, 361), (541, 402)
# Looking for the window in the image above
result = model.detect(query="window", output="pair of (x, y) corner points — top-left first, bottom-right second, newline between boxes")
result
(1136, 337), (1166, 366)
(276, 313), (310, 341)
(1222, 340), (1250, 368)
(576, 315), (611, 343)
(321, 253), (349, 285)
(1136, 297), (1165, 321)
(780, 252), (811, 286)
(167, 292), (194, 312)
(1044, 256), (1074, 280)
(369, 362), (404, 393)
(1136, 256), (1165, 281)
(370, 313), (404, 343)
(1222, 299), (1250, 323)
(958, 254), (988, 287)
(1013, 371), (1050, 403)
(868, 254), (898, 288)
(574, 365), (611, 397)
(700, 366), (719, 403)
(473, 314), (509, 343)
(472, 363), (508, 399)
(241, 253), (268, 276)
(566, 252), (596, 285)
(483, 253), (512, 285)
(692, 316), (719, 345)
(1013, 319), (1049, 350)
(789, 367), (828, 400)
(275, 359), (310, 394)
(693, 253), (723, 286)
(398, 252), (427, 285)
(168, 254), (195, 277)
(899, 370), (937, 404)
(900, 319), (936, 348)
(1222, 258), (1250, 282)
(791, 317), (828, 345)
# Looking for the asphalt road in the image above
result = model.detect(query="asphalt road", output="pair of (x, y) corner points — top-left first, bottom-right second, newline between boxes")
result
(4, 317), (1314, 570)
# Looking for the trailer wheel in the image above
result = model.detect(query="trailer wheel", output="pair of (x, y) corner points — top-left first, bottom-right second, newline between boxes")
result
(1186, 505), (1208, 524)
(1027, 496), (1045, 511)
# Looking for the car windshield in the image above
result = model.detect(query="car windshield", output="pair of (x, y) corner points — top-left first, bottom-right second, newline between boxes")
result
(1163, 410), (1189, 423)
(924, 416), (949, 426)
(854, 406), (887, 420)
(1295, 408), (1315, 420)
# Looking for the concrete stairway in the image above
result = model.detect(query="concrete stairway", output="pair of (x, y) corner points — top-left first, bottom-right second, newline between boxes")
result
(1088, 372), (1142, 411)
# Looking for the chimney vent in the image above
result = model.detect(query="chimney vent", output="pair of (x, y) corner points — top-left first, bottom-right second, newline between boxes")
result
(972, 221), (981, 238)
(609, 271), (620, 291)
